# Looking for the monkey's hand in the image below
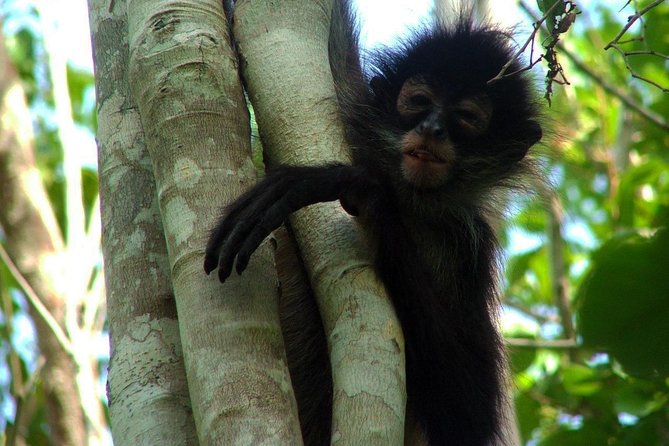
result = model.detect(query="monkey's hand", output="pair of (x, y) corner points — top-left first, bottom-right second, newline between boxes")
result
(204, 164), (364, 283)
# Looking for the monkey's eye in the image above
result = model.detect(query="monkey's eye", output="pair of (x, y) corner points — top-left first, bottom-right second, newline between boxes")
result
(398, 94), (432, 118)
(396, 76), (434, 118)
(452, 97), (492, 137)
(454, 108), (481, 125)
(408, 94), (431, 108)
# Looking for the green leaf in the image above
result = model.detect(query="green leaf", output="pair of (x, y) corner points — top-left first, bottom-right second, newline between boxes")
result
(613, 384), (661, 417)
(617, 412), (667, 446)
(536, 0), (568, 35)
(562, 364), (602, 396)
(66, 65), (96, 131)
(507, 247), (542, 288)
(617, 161), (667, 228)
(515, 391), (542, 442)
(578, 228), (669, 377)
(508, 337), (539, 373)
(541, 424), (611, 446)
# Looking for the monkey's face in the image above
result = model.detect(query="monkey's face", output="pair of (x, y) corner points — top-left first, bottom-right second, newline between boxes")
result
(396, 76), (493, 189)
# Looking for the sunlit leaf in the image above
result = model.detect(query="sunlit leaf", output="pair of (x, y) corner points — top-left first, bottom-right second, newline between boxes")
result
(562, 364), (602, 396)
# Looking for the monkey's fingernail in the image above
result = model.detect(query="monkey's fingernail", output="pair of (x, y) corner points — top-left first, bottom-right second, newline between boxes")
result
(218, 268), (231, 283)
(204, 256), (217, 273)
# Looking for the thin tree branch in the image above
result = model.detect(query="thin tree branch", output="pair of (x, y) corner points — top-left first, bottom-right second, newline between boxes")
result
(560, 47), (669, 129)
(607, 44), (669, 93)
(545, 190), (579, 362)
(604, 0), (666, 50)
(488, 0), (565, 84)
(504, 301), (553, 324)
(520, 0), (669, 132)
(6, 356), (46, 446)
(506, 338), (579, 348)
(547, 193), (575, 341)
(0, 244), (76, 359)
(604, 0), (669, 92)
(624, 50), (669, 59)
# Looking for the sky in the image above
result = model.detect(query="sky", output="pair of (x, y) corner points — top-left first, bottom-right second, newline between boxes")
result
(56, 0), (94, 71)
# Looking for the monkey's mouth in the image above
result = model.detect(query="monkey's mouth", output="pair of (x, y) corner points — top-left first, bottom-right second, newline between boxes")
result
(400, 134), (454, 187)
(404, 148), (446, 164)
(401, 143), (454, 188)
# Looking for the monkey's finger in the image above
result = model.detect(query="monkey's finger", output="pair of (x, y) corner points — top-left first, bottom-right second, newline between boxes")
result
(226, 172), (297, 224)
(235, 173), (358, 273)
(214, 219), (256, 282)
(205, 201), (262, 272)
(205, 184), (291, 276)
(217, 255), (234, 283)
(205, 178), (294, 271)
(205, 216), (241, 276)
(204, 251), (219, 275)
(234, 196), (303, 275)
(205, 211), (245, 275)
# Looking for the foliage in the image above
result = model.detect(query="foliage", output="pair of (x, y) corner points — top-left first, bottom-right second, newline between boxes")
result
(0, 1), (102, 443)
(506, 2), (669, 445)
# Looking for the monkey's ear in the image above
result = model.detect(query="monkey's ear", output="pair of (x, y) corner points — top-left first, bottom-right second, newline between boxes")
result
(526, 120), (542, 146)
(508, 120), (542, 161)
(370, 76), (385, 95)
(368, 75), (395, 112)
(369, 75), (394, 102)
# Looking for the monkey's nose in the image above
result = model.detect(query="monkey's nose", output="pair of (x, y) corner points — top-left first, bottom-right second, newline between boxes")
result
(416, 112), (446, 140)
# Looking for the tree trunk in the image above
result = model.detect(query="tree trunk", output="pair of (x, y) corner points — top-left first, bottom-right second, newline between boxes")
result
(0, 33), (86, 446)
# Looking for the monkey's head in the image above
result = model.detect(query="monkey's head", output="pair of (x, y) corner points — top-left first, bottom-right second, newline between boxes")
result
(367, 20), (543, 192)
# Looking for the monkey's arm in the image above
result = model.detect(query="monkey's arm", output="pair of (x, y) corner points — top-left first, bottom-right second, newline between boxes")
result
(204, 164), (370, 282)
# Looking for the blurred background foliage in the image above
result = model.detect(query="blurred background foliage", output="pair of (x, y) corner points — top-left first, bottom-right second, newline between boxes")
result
(0, 0), (667, 444)
(1, 0), (102, 444)
(504, 2), (669, 444)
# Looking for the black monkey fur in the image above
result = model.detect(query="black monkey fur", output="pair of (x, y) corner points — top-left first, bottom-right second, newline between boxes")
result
(205, 2), (542, 445)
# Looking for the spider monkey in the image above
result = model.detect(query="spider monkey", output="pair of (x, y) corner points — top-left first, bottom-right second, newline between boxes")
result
(205, 1), (542, 445)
